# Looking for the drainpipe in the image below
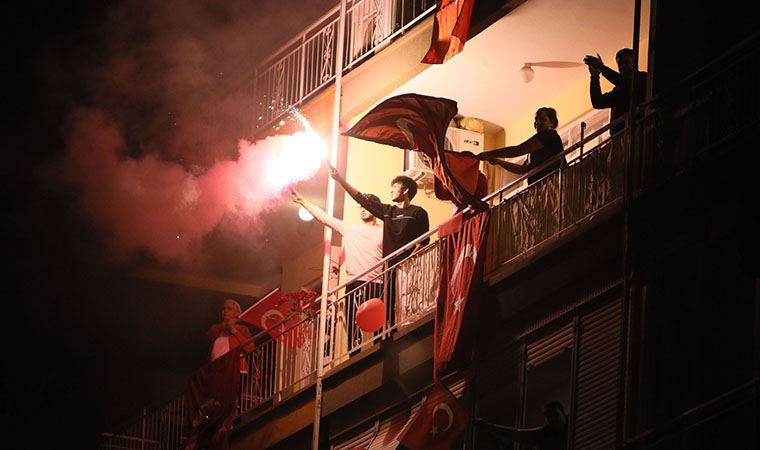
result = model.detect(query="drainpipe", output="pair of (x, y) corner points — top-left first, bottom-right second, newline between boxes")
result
(621, 0), (643, 445)
(312, 0), (347, 448)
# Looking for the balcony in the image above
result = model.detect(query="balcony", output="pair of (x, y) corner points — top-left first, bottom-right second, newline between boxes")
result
(253, 0), (437, 131)
(99, 14), (760, 450)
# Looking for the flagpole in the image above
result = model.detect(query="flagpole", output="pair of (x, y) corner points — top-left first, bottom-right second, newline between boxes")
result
(312, 0), (346, 448)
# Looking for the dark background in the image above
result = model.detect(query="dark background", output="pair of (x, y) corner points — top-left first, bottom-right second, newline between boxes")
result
(5, 1), (333, 448)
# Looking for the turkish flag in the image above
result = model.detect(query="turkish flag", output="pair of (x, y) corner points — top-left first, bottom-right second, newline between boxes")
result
(434, 151), (488, 210)
(399, 382), (469, 450)
(434, 210), (489, 378)
(240, 289), (316, 348)
(422, 0), (476, 64)
(184, 350), (241, 450)
(343, 93), (487, 211)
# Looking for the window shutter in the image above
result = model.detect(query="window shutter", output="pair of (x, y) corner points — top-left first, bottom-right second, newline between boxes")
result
(573, 298), (623, 448)
(331, 423), (375, 450)
(526, 322), (574, 368)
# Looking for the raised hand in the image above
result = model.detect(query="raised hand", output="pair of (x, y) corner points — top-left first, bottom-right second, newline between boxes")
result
(584, 53), (603, 76)
(289, 189), (304, 205)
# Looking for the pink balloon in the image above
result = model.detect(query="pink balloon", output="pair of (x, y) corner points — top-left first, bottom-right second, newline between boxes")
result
(355, 298), (386, 332)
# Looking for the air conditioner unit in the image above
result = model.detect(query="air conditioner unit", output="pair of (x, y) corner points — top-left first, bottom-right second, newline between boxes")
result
(404, 127), (485, 186)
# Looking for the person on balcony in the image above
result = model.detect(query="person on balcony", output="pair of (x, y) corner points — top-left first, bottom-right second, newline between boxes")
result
(476, 107), (564, 185)
(328, 167), (430, 332)
(584, 48), (647, 134)
(474, 401), (568, 450)
(207, 299), (253, 373)
(289, 189), (383, 354)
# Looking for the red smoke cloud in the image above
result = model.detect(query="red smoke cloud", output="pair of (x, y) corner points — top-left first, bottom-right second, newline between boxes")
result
(63, 108), (326, 263)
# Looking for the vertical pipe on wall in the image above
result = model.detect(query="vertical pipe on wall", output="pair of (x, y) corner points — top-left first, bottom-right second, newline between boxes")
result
(312, 0), (347, 448)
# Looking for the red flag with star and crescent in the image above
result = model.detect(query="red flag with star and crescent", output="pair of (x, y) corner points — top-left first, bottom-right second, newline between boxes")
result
(434, 210), (489, 378)
(239, 288), (318, 348)
(399, 382), (469, 450)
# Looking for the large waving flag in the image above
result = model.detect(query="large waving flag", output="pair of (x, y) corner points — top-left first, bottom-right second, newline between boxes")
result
(434, 210), (489, 378)
(399, 382), (470, 450)
(422, 0), (477, 64)
(343, 93), (487, 211)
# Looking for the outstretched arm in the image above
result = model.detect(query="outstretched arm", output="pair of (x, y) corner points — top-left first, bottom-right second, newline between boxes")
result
(473, 419), (542, 447)
(328, 164), (388, 220)
(488, 158), (528, 174)
(477, 133), (544, 159)
(289, 189), (343, 232)
(328, 164), (361, 199)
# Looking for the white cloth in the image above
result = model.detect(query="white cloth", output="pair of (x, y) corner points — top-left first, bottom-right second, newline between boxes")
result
(334, 221), (383, 281)
(210, 334), (230, 361)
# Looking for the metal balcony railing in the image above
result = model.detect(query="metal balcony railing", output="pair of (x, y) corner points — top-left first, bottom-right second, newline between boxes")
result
(254, 0), (437, 131)
(99, 33), (760, 450)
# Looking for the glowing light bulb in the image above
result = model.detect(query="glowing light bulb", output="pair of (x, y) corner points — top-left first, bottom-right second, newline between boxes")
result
(298, 206), (314, 221)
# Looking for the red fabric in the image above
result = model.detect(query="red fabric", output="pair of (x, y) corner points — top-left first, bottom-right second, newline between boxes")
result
(342, 93), (486, 211)
(239, 289), (318, 348)
(422, 0), (476, 64)
(399, 382), (469, 450)
(433, 151), (488, 209)
(184, 350), (241, 450)
(207, 322), (253, 372)
(434, 210), (489, 378)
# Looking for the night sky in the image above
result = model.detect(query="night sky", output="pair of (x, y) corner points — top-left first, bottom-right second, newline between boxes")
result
(6, 1), (335, 448)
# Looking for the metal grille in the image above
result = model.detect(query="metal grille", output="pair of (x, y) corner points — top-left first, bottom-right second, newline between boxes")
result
(254, 0), (437, 131)
(100, 396), (188, 450)
(485, 132), (626, 276)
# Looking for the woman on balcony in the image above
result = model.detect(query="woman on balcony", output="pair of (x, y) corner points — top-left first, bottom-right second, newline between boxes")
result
(207, 299), (253, 373)
(477, 107), (563, 185)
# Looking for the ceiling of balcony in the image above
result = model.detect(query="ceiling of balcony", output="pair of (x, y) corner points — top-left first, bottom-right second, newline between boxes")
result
(391, 0), (649, 129)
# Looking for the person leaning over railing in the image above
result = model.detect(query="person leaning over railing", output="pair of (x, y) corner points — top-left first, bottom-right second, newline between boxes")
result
(289, 189), (383, 355)
(328, 166), (430, 332)
(476, 107), (564, 186)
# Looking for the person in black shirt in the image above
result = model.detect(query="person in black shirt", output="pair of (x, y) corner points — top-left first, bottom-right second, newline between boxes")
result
(328, 168), (430, 332)
(476, 107), (564, 185)
(584, 48), (647, 134)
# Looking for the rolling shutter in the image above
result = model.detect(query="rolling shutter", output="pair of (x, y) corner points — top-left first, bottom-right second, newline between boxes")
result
(573, 298), (623, 448)
(526, 322), (574, 368)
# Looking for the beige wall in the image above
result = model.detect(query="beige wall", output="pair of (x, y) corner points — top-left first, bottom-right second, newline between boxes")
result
(343, 137), (454, 232)
(505, 40), (650, 145)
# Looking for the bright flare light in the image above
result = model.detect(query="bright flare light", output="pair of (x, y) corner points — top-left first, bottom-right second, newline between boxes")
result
(260, 110), (328, 194)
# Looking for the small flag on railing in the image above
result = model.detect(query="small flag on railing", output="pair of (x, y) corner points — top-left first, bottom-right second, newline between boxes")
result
(422, 0), (477, 64)
(434, 210), (489, 378)
(239, 288), (318, 348)
(398, 382), (470, 450)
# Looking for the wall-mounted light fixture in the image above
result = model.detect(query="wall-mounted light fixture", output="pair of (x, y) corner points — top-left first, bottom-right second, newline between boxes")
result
(518, 61), (584, 83)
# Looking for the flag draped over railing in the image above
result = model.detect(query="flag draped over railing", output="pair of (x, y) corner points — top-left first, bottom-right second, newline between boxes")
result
(434, 210), (489, 377)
